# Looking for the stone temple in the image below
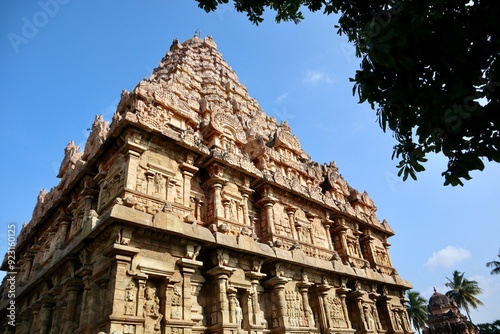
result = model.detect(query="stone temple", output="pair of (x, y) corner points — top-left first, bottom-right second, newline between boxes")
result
(423, 289), (478, 334)
(0, 35), (413, 334)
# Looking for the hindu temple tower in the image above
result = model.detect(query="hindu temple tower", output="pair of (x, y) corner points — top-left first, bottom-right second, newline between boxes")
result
(0, 35), (413, 334)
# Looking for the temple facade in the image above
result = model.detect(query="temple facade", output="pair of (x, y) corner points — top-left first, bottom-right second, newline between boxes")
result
(423, 290), (478, 334)
(0, 35), (413, 334)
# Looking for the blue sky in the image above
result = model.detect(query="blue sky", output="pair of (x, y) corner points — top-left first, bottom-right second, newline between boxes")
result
(1, 0), (499, 325)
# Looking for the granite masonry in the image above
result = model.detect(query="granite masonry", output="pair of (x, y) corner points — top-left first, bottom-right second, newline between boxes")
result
(0, 35), (413, 334)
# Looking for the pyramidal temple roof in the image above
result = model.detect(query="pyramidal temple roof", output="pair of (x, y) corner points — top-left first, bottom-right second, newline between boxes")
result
(23, 35), (394, 241)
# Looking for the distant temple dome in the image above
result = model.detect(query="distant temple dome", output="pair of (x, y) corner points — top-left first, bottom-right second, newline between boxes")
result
(428, 288), (457, 314)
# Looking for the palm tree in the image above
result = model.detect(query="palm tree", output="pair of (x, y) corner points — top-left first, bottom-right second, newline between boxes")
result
(445, 270), (484, 323)
(406, 290), (428, 334)
(486, 249), (500, 275)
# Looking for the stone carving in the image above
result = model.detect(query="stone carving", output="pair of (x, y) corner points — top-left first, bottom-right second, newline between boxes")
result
(83, 114), (109, 161)
(58, 140), (84, 179)
(99, 170), (125, 209)
(136, 102), (173, 132)
(123, 324), (134, 333)
(169, 285), (182, 319)
(229, 294), (243, 328)
(125, 282), (136, 315)
(143, 286), (162, 333)
(327, 296), (348, 328)
(284, 290), (308, 327)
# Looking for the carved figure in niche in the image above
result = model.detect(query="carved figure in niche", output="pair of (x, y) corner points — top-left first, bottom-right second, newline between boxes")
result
(143, 286), (162, 332)
(153, 173), (164, 194)
(125, 282), (136, 315)
(364, 305), (376, 331)
(392, 311), (402, 331)
(230, 199), (238, 220)
(233, 296), (243, 328)
(371, 305), (382, 331)
(402, 310), (411, 331)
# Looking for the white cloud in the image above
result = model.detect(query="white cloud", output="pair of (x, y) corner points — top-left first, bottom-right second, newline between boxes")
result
(426, 246), (471, 269)
(274, 92), (288, 104)
(304, 70), (335, 85)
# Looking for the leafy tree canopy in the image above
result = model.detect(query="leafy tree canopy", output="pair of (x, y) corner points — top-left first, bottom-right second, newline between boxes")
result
(196, 0), (500, 186)
(486, 248), (500, 275)
(406, 290), (428, 334)
(445, 270), (483, 323)
(477, 320), (500, 334)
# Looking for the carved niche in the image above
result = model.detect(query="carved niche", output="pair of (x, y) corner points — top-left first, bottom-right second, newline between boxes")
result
(143, 284), (163, 333)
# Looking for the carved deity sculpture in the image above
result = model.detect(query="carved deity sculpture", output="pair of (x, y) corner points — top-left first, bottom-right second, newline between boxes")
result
(125, 282), (136, 315)
(143, 286), (163, 333)
(234, 296), (243, 329)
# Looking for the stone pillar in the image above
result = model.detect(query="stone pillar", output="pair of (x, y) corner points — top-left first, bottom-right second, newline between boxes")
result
(360, 229), (376, 266)
(97, 278), (110, 318)
(383, 240), (394, 268)
(337, 286), (352, 329)
(121, 140), (147, 191)
(48, 285), (63, 334)
(18, 308), (32, 334)
(245, 271), (266, 328)
(82, 175), (98, 228)
(296, 281), (315, 328)
(333, 218), (349, 260)
(29, 302), (42, 333)
(206, 266), (235, 327)
(316, 283), (332, 330)
(206, 164), (227, 223)
(322, 219), (334, 250)
(61, 277), (83, 333)
(22, 250), (35, 284)
(223, 199), (231, 219)
(285, 207), (298, 240)
(348, 288), (367, 332)
(136, 274), (148, 318)
(76, 266), (93, 331)
(177, 258), (203, 322)
(103, 243), (141, 316)
(57, 216), (71, 247)
(369, 289), (382, 332)
(263, 202), (276, 236)
(39, 294), (55, 334)
(94, 169), (107, 213)
(238, 185), (254, 226)
(265, 276), (291, 330)
(180, 160), (199, 207)
(196, 199), (204, 221)
(208, 178), (226, 221)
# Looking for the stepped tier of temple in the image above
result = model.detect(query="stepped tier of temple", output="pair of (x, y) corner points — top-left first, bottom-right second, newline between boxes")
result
(0, 35), (413, 334)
